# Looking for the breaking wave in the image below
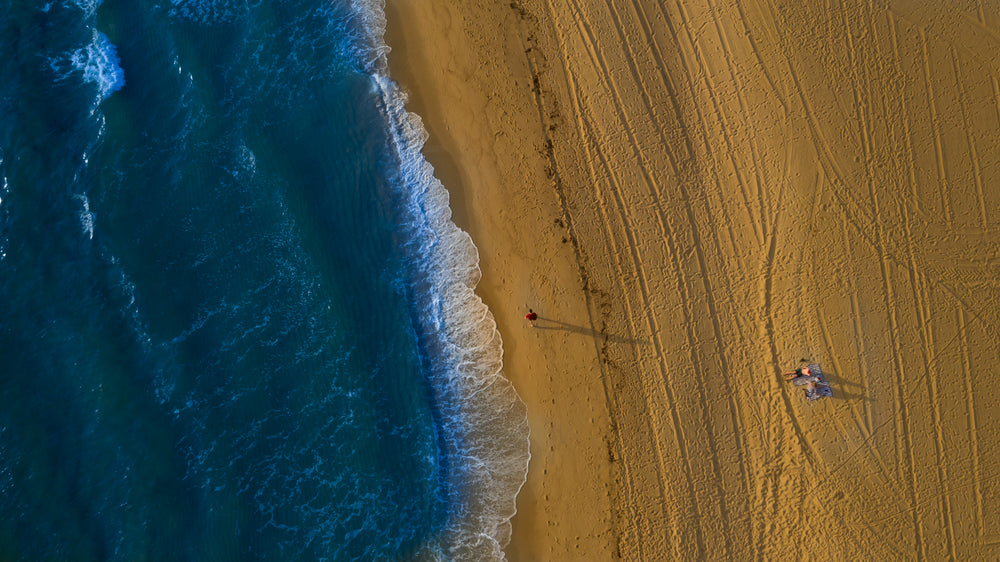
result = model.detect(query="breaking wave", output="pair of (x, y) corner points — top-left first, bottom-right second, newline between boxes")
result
(359, 2), (531, 559)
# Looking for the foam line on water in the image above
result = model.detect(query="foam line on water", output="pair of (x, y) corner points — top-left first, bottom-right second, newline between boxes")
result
(73, 194), (95, 240)
(358, 2), (531, 559)
(376, 73), (532, 559)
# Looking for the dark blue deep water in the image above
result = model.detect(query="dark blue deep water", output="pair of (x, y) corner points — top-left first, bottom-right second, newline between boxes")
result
(0, 1), (528, 560)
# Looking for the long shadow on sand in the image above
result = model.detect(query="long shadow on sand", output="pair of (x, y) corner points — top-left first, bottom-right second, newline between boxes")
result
(814, 369), (874, 402)
(532, 317), (649, 345)
(784, 365), (872, 403)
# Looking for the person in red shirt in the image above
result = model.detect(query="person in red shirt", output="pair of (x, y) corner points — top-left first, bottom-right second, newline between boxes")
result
(525, 309), (538, 327)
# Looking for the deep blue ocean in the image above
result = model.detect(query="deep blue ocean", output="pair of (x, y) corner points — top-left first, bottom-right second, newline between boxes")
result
(0, 1), (528, 559)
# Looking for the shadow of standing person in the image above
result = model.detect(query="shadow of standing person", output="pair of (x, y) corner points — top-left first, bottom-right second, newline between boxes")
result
(531, 315), (648, 345)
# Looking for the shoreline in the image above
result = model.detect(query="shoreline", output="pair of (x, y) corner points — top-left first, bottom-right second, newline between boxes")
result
(385, 1), (1000, 559)
(384, 3), (617, 559)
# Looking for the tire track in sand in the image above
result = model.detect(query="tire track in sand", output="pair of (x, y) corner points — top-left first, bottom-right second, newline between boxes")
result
(554, 22), (696, 556)
(950, 47), (989, 230)
(843, 0), (883, 436)
(910, 265), (958, 559)
(514, 13), (645, 557)
(626, 0), (761, 493)
(957, 306), (986, 539)
(556, 2), (755, 557)
(917, 26), (955, 226)
(761, 4), (939, 556)
(643, 6), (814, 552)
(537, 8), (676, 559)
(599, 3), (825, 554)
(580, 110), (702, 560)
(576, 4), (768, 552)
(773, 2), (999, 356)
(887, 10), (924, 216)
(704, 0), (779, 241)
(903, 257), (932, 560)
(552, 0), (737, 555)
(530, 2), (706, 557)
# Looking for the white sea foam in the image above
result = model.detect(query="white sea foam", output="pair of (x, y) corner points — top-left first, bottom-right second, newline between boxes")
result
(63, 0), (101, 15)
(68, 30), (125, 101)
(0, 154), (6, 208)
(0, 170), (7, 261)
(74, 194), (95, 240)
(364, 11), (531, 559)
(166, 0), (255, 24)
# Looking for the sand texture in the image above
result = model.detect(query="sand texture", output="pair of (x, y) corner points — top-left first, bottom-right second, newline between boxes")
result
(386, 0), (1000, 559)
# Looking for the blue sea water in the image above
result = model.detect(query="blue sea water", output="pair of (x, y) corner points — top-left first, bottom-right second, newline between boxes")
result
(0, 1), (529, 560)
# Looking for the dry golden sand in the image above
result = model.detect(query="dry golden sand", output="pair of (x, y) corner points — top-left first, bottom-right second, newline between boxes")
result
(386, 1), (1000, 559)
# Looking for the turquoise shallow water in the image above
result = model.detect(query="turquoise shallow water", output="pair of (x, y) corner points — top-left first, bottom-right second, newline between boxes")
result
(0, 1), (528, 559)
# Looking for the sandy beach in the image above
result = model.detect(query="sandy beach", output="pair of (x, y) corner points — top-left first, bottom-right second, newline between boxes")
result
(387, 1), (1000, 559)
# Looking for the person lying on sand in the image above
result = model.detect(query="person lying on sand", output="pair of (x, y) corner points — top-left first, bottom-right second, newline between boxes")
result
(804, 376), (828, 393)
(783, 366), (812, 381)
(783, 363), (832, 400)
(804, 375), (831, 400)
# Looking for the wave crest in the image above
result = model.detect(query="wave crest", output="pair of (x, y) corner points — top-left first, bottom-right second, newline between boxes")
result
(373, 72), (531, 560)
(363, 7), (531, 553)
(49, 29), (124, 103)
(70, 31), (125, 100)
